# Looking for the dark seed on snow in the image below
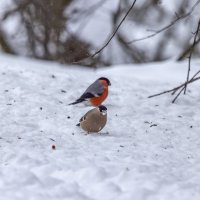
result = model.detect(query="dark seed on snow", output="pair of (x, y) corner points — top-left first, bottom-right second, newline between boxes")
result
(150, 124), (158, 127)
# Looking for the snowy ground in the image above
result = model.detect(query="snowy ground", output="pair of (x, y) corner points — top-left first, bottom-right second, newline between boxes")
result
(1, 54), (200, 200)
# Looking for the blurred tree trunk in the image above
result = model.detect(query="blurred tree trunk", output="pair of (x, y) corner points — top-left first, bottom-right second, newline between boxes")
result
(0, 28), (15, 54)
(0, 0), (95, 66)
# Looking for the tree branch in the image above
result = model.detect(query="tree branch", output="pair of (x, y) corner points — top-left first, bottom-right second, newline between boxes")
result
(127, 0), (200, 44)
(91, 0), (137, 58)
(148, 71), (200, 103)
(72, 0), (137, 64)
(172, 70), (200, 95)
(184, 19), (200, 94)
(177, 37), (200, 61)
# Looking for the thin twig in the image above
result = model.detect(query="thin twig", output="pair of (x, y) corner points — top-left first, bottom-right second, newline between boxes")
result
(148, 73), (200, 98)
(184, 19), (200, 94)
(171, 74), (200, 104)
(172, 70), (200, 95)
(172, 87), (185, 103)
(1, 0), (32, 21)
(127, 0), (200, 44)
(68, 0), (108, 23)
(91, 0), (137, 58)
(177, 37), (200, 61)
(72, 0), (137, 64)
(148, 18), (200, 103)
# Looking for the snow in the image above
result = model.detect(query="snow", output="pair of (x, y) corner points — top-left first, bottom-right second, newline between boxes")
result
(1, 53), (200, 200)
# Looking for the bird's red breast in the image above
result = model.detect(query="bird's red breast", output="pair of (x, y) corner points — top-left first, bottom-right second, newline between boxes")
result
(89, 80), (109, 106)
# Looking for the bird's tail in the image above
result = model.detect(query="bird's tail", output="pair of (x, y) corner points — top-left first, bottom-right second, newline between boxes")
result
(68, 98), (85, 105)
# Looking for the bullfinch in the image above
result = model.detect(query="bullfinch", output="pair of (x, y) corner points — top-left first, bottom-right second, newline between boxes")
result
(77, 105), (107, 133)
(69, 77), (111, 106)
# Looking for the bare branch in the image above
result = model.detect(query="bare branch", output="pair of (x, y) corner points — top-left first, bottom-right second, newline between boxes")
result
(177, 37), (200, 61)
(171, 73), (200, 103)
(1, 0), (32, 21)
(72, 0), (137, 64)
(127, 0), (200, 44)
(148, 71), (200, 99)
(91, 0), (137, 58)
(171, 86), (185, 103)
(68, 0), (108, 23)
(184, 19), (200, 94)
(172, 70), (200, 95)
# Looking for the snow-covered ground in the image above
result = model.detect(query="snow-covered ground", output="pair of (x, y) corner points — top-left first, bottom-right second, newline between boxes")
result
(0, 54), (200, 200)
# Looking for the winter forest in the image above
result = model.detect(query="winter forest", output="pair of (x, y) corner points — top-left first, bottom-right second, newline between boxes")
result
(0, 1), (200, 200)
(0, 0), (200, 66)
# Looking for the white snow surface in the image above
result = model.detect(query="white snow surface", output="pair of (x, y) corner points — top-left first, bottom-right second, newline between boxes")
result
(1, 54), (200, 200)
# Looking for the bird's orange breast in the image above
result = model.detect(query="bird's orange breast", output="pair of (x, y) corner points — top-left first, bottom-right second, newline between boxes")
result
(90, 86), (108, 106)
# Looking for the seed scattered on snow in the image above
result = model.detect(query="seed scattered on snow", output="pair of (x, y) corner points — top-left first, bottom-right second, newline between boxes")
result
(61, 89), (66, 93)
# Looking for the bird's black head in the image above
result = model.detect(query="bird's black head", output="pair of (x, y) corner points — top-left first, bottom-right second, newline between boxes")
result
(98, 77), (111, 86)
(98, 105), (107, 113)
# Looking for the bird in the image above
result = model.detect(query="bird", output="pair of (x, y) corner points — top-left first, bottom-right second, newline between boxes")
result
(69, 77), (111, 106)
(77, 105), (107, 133)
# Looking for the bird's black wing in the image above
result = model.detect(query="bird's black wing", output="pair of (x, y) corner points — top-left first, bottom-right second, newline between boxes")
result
(69, 93), (95, 105)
